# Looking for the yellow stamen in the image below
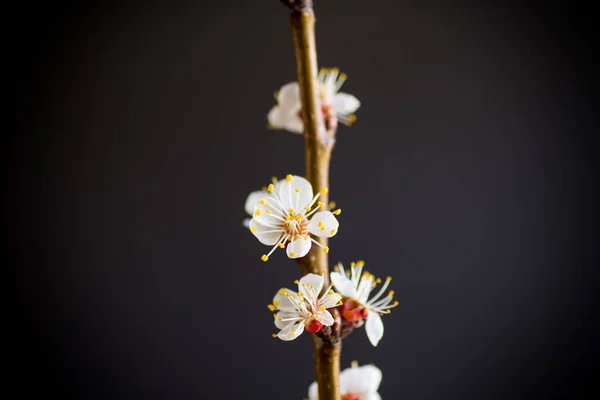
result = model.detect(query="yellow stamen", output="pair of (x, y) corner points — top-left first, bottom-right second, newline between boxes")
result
(319, 305), (326, 311)
(255, 209), (261, 216)
(320, 188), (328, 194)
(295, 188), (300, 193)
(271, 176), (277, 183)
(267, 304), (275, 312)
(393, 301), (399, 306)
(288, 208), (294, 214)
(278, 243), (284, 248)
(289, 252), (295, 257)
(286, 174), (293, 182)
(389, 290), (395, 297)
(323, 246), (329, 253)
(333, 209), (341, 215)
(305, 206), (312, 212)
(261, 254), (268, 262)
(318, 201), (325, 207)
(267, 184), (274, 193)
(294, 280), (299, 284)
(266, 209), (272, 214)
(329, 201), (336, 208)
(357, 260), (365, 266)
(350, 262), (356, 267)
(330, 229), (336, 235)
(259, 199), (266, 205)
(251, 226), (257, 233)
(272, 333), (278, 338)
(273, 300), (280, 306)
(328, 289), (334, 295)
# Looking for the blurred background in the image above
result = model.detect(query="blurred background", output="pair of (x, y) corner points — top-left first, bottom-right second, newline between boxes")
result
(13, 0), (598, 399)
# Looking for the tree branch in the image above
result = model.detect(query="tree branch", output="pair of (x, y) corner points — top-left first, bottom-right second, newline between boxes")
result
(287, 4), (340, 400)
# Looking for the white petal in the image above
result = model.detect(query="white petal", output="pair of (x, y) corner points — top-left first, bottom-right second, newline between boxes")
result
(242, 218), (250, 229)
(308, 381), (319, 400)
(298, 273), (324, 295)
(330, 272), (358, 298)
(277, 82), (301, 109)
(365, 312), (384, 347)
(268, 106), (289, 129)
(244, 190), (267, 216)
(249, 219), (283, 246)
(364, 394), (382, 400)
(274, 311), (302, 329)
(278, 175), (314, 211)
(284, 114), (304, 134)
(268, 105), (302, 134)
(307, 211), (339, 238)
(278, 321), (304, 341)
(315, 310), (334, 326)
(273, 289), (298, 312)
(332, 92), (361, 114)
(341, 365), (383, 395)
(253, 201), (285, 227)
(318, 292), (342, 309)
(286, 236), (312, 259)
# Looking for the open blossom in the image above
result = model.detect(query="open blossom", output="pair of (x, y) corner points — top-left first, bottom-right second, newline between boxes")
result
(309, 362), (382, 400)
(267, 68), (361, 134)
(268, 273), (342, 341)
(330, 261), (398, 347)
(247, 174), (341, 261)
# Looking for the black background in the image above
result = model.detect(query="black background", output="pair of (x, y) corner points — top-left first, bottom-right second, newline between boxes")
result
(13, 1), (598, 399)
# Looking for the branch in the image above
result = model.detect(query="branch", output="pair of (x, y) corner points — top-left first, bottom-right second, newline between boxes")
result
(286, 4), (340, 400)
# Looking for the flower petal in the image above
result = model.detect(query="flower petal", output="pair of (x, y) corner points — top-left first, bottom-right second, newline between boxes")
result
(277, 82), (301, 109)
(274, 311), (302, 329)
(249, 219), (283, 246)
(330, 271), (358, 298)
(273, 288), (298, 312)
(286, 236), (312, 259)
(307, 211), (339, 238)
(298, 273), (325, 295)
(318, 292), (342, 309)
(365, 312), (384, 347)
(268, 105), (300, 132)
(308, 381), (319, 400)
(244, 190), (268, 216)
(253, 201), (285, 227)
(315, 310), (334, 327)
(278, 321), (304, 341)
(278, 175), (314, 211)
(341, 365), (383, 395)
(332, 92), (361, 114)
(284, 114), (304, 134)
(242, 218), (250, 229)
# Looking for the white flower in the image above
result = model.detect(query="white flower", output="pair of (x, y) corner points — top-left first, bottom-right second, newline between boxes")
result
(247, 174), (341, 261)
(308, 362), (382, 400)
(330, 261), (398, 347)
(269, 273), (342, 340)
(267, 68), (361, 134)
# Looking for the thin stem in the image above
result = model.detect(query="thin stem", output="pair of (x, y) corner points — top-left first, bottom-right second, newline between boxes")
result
(287, 3), (340, 400)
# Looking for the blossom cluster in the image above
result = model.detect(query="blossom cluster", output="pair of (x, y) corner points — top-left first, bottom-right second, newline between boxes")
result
(242, 70), (394, 399)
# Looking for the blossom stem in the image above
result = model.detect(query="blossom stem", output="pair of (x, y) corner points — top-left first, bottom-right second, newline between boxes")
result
(285, 1), (340, 399)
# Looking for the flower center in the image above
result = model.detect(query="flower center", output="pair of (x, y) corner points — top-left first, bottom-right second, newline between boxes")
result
(283, 210), (308, 238)
(342, 394), (361, 400)
(340, 298), (368, 323)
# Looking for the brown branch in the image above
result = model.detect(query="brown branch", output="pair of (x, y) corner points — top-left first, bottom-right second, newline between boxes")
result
(287, 5), (340, 400)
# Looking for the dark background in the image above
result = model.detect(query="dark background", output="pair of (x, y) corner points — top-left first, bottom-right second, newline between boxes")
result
(13, 1), (598, 399)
